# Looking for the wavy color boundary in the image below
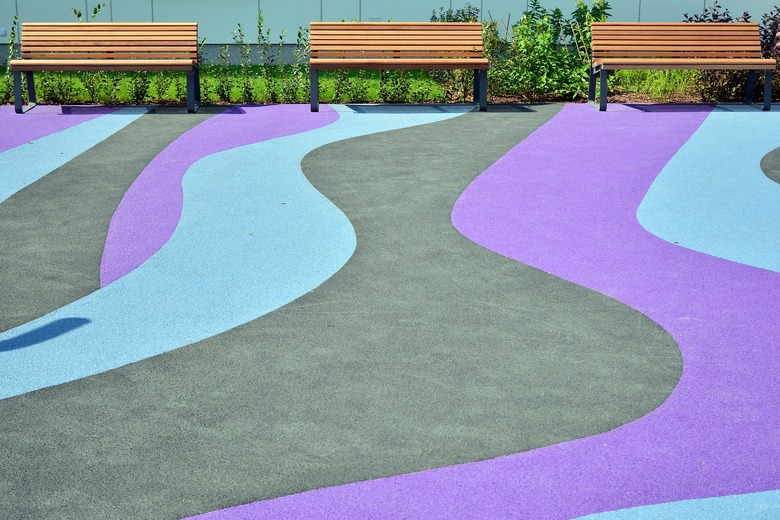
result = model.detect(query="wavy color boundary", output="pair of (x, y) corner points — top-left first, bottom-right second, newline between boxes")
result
(577, 489), (780, 519)
(0, 104), (469, 400)
(101, 105), (336, 286)
(0, 105), (117, 154)
(637, 105), (780, 272)
(0, 106), (149, 203)
(191, 103), (780, 518)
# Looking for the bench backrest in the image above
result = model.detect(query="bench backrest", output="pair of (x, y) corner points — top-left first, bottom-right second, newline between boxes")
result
(20, 22), (198, 62)
(591, 22), (764, 60)
(310, 22), (484, 60)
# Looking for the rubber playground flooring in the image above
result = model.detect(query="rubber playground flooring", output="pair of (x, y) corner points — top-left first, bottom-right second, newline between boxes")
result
(0, 102), (779, 519)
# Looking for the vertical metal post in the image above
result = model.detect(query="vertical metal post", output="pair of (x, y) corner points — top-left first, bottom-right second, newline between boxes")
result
(764, 70), (773, 111)
(745, 70), (756, 104)
(310, 69), (319, 112)
(473, 70), (479, 106)
(151, 0), (155, 22)
(588, 68), (597, 104)
(478, 69), (487, 111)
(599, 69), (608, 111)
(13, 71), (37, 114)
(26, 71), (36, 105)
(187, 69), (196, 112)
(13, 71), (23, 113)
(195, 68), (201, 106)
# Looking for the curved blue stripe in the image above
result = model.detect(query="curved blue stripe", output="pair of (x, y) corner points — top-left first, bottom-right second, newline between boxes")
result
(576, 489), (780, 519)
(0, 104), (470, 399)
(0, 107), (150, 203)
(637, 104), (780, 272)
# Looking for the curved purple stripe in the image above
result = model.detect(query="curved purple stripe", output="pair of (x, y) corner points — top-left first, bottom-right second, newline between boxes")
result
(100, 104), (339, 286)
(0, 105), (116, 154)
(190, 103), (780, 519)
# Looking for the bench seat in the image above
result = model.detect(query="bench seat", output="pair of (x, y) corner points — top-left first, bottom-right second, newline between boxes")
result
(589, 22), (776, 111)
(9, 59), (197, 72)
(309, 22), (489, 111)
(595, 57), (776, 70)
(310, 58), (490, 70)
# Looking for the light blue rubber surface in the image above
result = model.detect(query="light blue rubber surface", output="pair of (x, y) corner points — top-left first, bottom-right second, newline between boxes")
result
(637, 105), (780, 272)
(0, 107), (150, 203)
(577, 489), (780, 519)
(0, 104), (470, 399)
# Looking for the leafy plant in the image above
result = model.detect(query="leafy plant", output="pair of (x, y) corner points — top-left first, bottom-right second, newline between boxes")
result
(683, 1), (750, 24)
(485, 0), (610, 101)
(257, 10), (280, 102)
(233, 22), (256, 103)
(128, 71), (150, 103)
(72, 3), (106, 22)
(214, 45), (233, 102)
(379, 70), (412, 103)
(153, 72), (173, 103)
(760, 6), (780, 57)
(2, 15), (20, 103)
(430, 3), (480, 22)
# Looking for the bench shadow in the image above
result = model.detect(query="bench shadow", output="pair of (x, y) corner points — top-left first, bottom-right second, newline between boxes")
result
(59, 105), (245, 115)
(0, 318), (91, 352)
(343, 103), (545, 114)
(621, 103), (717, 113)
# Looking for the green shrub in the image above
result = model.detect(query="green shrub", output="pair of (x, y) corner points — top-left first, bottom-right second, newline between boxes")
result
(485, 0), (610, 101)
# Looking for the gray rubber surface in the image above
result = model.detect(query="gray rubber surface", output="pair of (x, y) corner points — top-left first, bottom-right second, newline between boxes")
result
(0, 105), (682, 519)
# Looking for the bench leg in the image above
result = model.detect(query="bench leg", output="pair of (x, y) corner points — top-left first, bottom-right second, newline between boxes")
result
(599, 69), (608, 111)
(14, 71), (37, 114)
(588, 67), (597, 104)
(473, 70), (479, 106)
(478, 69), (487, 111)
(745, 70), (756, 105)
(186, 69), (200, 113)
(310, 69), (319, 112)
(764, 70), (773, 111)
(194, 67), (202, 107)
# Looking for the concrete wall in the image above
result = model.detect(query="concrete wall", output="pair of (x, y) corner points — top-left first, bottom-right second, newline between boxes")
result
(1, 0), (778, 43)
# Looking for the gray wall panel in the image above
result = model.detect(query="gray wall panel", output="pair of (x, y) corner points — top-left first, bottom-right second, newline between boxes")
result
(2, 0), (780, 44)
(110, 0), (153, 22)
(322, 0), (359, 22)
(261, 0), (319, 39)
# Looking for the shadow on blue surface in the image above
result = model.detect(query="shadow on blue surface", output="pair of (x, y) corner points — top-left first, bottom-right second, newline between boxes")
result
(0, 318), (91, 352)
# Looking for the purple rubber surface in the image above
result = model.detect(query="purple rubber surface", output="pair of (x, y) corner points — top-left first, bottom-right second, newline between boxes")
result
(0, 105), (116, 153)
(189, 103), (780, 519)
(100, 104), (339, 286)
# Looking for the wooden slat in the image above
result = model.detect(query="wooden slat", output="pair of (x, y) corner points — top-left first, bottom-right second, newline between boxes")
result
(21, 54), (197, 60)
(22, 45), (197, 52)
(9, 58), (196, 72)
(311, 58), (489, 70)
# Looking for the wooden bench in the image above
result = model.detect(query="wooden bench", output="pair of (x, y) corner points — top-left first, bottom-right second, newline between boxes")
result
(309, 22), (489, 112)
(9, 22), (200, 114)
(589, 22), (776, 111)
